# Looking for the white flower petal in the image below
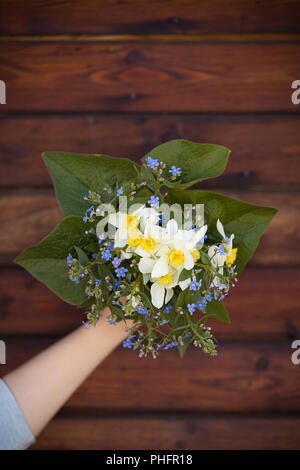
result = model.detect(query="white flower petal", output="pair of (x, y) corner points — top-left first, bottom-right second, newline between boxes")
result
(152, 254), (169, 278)
(183, 250), (194, 270)
(151, 282), (165, 309)
(114, 228), (127, 248)
(121, 250), (133, 260)
(208, 245), (226, 268)
(134, 246), (151, 258)
(217, 219), (226, 240)
(165, 288), (174, 304)
(138, 257), (156, 274)
(166, 219), (178, 236)
(193, 224), (208, 246)
(108, 212), (125, 228)
(179, 278), (191, 291)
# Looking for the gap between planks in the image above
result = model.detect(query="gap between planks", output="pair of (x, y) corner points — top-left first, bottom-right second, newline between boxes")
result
(0, 33), (300, 44)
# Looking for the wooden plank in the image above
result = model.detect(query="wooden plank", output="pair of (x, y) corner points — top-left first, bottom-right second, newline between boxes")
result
(31, 415), (300, 450)
(0, 115), (299, 189)
(0, 266), (299, 338)
(1, 339), (300, 413)
(0, 1), (299, 35)
(0, 42), (299, 112)
(0, 191), (294, 266)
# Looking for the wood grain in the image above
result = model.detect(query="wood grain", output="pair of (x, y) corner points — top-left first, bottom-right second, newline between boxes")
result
(31, 415), (300, 450)
(0, 266), (299, 338)
(0, 191), (293, 266)
(1, 0), (299, 35)
(0, 115), (299, 189)
(1, 42), (299, 112)
(1, 338), (299, 413)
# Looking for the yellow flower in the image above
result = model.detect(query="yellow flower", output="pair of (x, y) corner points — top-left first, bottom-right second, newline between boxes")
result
(189, 249), (200, 262)
(157, 271), (172, 286)
(140, 237), (156, 253)
(128, 232), (142, 248)
(226, 247), (238, 266)
(124, 215), (138, 231)
(169, 249), (185, 267)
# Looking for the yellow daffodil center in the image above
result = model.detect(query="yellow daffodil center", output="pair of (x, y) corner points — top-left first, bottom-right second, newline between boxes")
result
(127, 232), (142, 248)
(124, 215), (138, 231)
(157, 271), (172, 286)
(226, 247), (238, 266)
(189, 249), (200, 262)
(169, 249), (185, 267)
(140, 237), (156, 253)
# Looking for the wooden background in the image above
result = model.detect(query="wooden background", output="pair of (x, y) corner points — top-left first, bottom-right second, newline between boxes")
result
(0, 0), (300, 450)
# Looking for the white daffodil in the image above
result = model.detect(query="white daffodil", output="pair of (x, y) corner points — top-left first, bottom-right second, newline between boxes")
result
(208, 219), (237, 287)
(216, 219), (237, 266)
(149, 220), (207, 280)
(98, 205), (146, 248)
(138, 257), (178, 308)
(133, 212), (163, 258)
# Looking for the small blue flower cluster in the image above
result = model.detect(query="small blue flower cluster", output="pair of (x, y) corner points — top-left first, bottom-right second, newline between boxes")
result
(169, 165), (182, 180)
(187, 291), (213, 314)
(164, 303), (172, 313)
(83, 206), (96, 223)
(148, 195), (160, 207)
(123, 335), (136, 349)
(86, 278), (102, 300)
(146, 156), (159, 168)
(218, 245), (226, 256)
(136, 306), (148, 315)
(115, 267), (128, 278)
(100, 240), (114, 261)
(189, 280), (202, 291)
(67, 253), (87, 284)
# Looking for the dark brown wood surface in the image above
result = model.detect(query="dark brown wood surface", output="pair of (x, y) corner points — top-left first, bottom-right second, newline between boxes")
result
(0, 115), (299, 189)
(1, 0), (299, 35)
(31, 415), (300, 450)
(0, 42), (300, 112)
(0, 0), (299, 451)
(1, 338), (299, 413)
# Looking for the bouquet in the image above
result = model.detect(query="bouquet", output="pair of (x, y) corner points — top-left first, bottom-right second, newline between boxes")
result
(15, 140), (277, 358)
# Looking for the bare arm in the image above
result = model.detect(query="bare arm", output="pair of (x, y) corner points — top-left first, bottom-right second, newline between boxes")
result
(3, 308), (134, 437)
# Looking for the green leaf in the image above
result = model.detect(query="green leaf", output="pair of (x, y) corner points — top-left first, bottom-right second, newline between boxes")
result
(14, 216), (91, 305)
(142, 139), (230, 189)
(166, 189), (277, 274)
(200, 250), (210, 264)
(206, 299), (230, 323)
(177, 336), (191, 358)
(178, 268), (192, 283)
(42, 151), (140, 216)
(85, 242), (98, 253)
(74, 246), (90, 266)
(110, 304), (125, 321)
(176, 289), (194, 310)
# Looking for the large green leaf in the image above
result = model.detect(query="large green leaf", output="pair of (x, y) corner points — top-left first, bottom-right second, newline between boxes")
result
(166, 189), (277, 274)
(206, 299), (230, 323)
(14, 216), (92, 305)
(42, 151), (140, 216)
(142, 139), (230, 189)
